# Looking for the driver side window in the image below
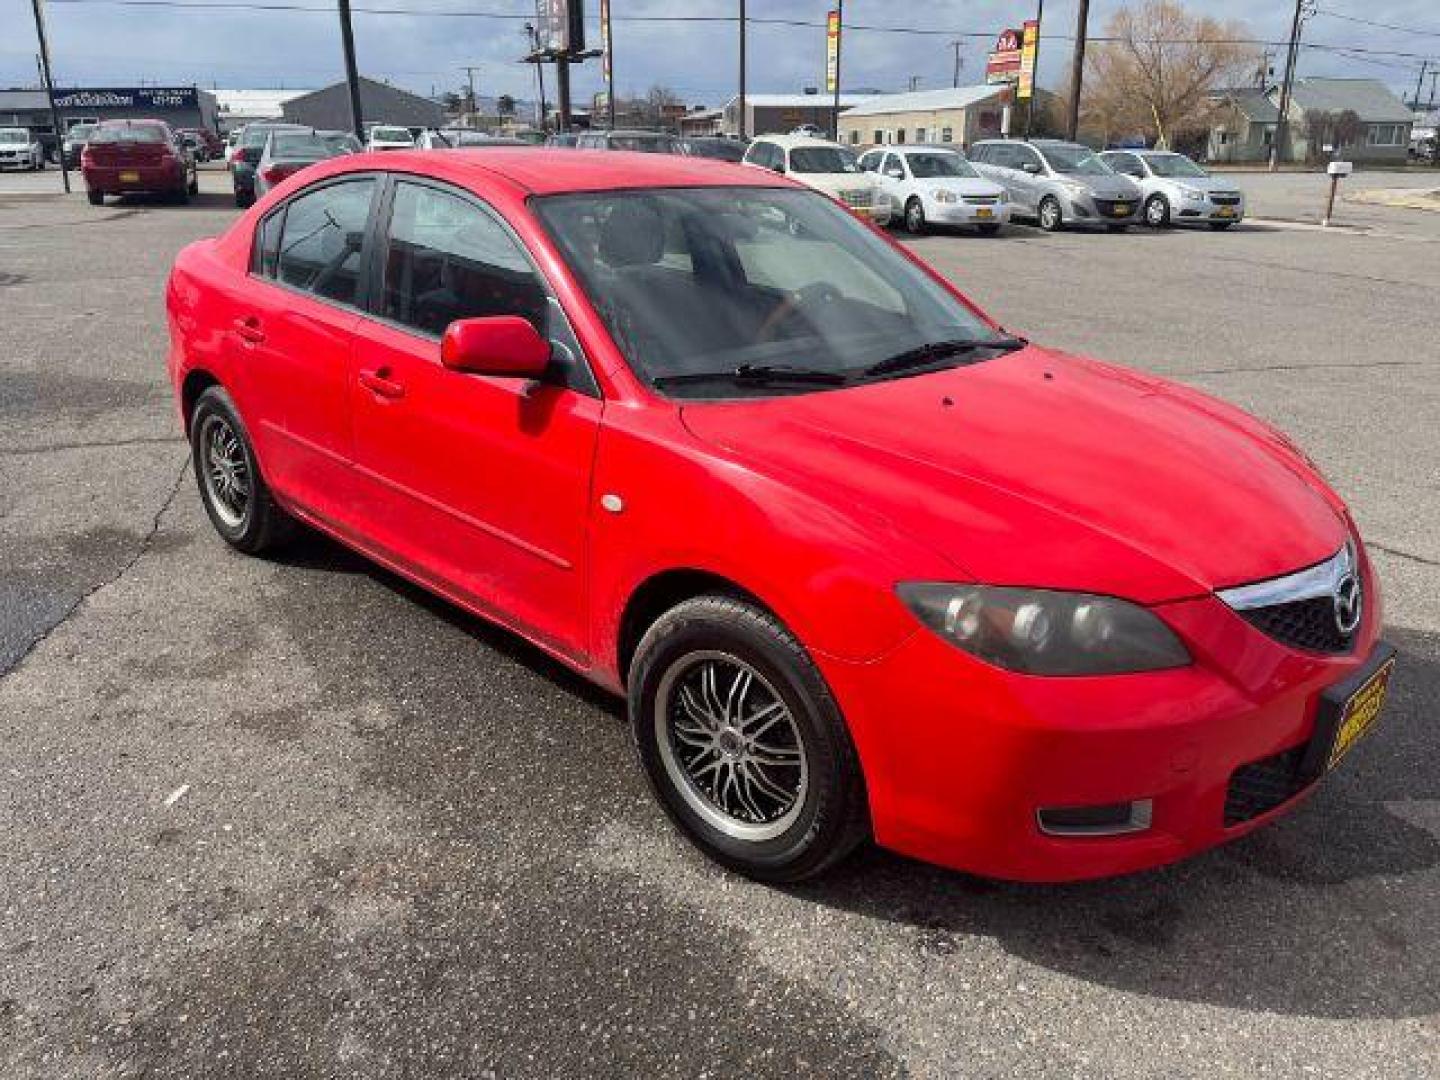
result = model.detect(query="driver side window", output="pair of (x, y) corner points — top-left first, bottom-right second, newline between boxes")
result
(276, 178), (376, 306)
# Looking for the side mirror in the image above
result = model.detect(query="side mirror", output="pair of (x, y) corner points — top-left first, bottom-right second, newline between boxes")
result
(770, 160), (786, 174)
(441, 316), (551, 379)
(1021, 161), (1041, 174)
(884, 166), (904, 179)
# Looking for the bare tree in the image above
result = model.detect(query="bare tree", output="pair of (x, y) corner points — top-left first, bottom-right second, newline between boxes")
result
(1083, 1), (1258, 147)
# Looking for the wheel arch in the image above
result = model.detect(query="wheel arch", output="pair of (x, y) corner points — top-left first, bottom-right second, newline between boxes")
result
(180, 368), (222, 435)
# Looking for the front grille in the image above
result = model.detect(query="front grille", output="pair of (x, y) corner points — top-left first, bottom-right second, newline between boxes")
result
(1240, 596), (1353, 654)
(963, 195), (999, 205)
(838, 189), (872, 208)
(1211, 194), (1241, 206)
(1225, 744), (1311, 826)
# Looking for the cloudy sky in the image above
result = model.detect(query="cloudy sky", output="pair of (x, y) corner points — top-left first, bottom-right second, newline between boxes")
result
(3, 0), (1437, 109)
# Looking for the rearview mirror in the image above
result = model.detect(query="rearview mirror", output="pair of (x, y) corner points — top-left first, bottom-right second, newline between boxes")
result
(441, 316), (551, 379)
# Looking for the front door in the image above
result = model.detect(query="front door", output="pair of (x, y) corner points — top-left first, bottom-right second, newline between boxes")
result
(349, 178), (603, 661)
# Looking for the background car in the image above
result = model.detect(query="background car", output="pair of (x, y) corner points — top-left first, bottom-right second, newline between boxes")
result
(545, 132), (579, 148)
(574, 130), (679, 153)
(0, 128), (46, 171)
(318, 130), (363, 155)
(677, 136), (747, 162)
(970, 138), (1141, 232)
(178, 127), (223, 162)
(253, 129), (348, 197)
(366, 125), (415, 151)
(1099, 149), (1246, 230)
(81, 119), (197, 205)
(743, 134), (889, 225)
(62, 121), (99, 168)
(229, 122), (308, 207)
(859, 145), (1010, 235)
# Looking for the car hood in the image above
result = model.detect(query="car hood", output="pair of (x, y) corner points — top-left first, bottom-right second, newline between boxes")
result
(1062, 172), (1140, 198)
(797, 173), (877, 198)
(678, 346), (1347, 603)
(1163, 175), (1243, 196)
(924, 177), (1006, 197)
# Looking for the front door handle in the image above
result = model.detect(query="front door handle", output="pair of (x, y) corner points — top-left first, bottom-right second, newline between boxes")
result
(358, 367), (406, 400)
(232, 316), (265, 345)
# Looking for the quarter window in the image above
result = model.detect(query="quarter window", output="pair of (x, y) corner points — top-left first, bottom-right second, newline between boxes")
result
(275, 178), (376, 305)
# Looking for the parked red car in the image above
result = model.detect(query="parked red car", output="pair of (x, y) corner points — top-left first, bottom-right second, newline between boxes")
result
(83, 119), (198, 205)
(165, 151), (1391, 883)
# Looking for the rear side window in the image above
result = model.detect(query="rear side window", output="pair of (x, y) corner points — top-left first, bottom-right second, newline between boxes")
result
(276, 178), (376, 306)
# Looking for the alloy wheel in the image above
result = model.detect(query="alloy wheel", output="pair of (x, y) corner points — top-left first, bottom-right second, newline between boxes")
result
(655, 652), (809, 842)
(1040, 198), (1061, 231)
(1145, 196), (1169, 227)
(199, 414), (251, 528)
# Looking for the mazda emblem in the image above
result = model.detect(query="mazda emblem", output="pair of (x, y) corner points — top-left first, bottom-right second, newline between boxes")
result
(1334, 573), (1362, 636)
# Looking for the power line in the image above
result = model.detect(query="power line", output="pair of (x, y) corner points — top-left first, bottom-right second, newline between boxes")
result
(1313, 8), (1440, 40)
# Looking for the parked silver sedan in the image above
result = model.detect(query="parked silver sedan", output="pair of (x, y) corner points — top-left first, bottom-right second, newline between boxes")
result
(1099, 149), (1245, 230)
(969, 139), (1142, 232)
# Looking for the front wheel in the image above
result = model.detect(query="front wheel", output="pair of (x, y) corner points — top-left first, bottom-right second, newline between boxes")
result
(190, 386), (292, 554)
(1144, 194), (1170, 228)
(1038, 196), (1063, 231)
(629, 596), (869, 882)
(904, 197), (927, 235)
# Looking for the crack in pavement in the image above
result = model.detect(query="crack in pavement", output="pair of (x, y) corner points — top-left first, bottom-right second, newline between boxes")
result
(1370, 543), (1440, 569)
(0, 452), (190, 680)
(1179, 359), (1431, 377)
(0, 434), (184, 457)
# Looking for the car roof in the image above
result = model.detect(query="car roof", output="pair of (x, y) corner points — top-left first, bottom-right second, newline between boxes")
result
(324, 148), (793, 196)
(880, 144), (965, 154)
(752, 134), (847, 149)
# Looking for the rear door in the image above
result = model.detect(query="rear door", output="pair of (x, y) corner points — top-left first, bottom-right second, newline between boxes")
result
(348, 176), (603, 661)
(239, 174), (379, 525)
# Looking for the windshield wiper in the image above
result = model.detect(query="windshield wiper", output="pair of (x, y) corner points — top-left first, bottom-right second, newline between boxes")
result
(860, 336), (1026, 380)
(653, 363), (851, 389)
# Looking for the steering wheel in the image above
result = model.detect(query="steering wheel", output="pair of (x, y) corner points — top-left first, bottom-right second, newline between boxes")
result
(756, 282), (844, 343)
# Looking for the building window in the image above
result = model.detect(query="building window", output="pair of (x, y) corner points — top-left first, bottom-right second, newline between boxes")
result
(896, 128), (906, 143)
(1366, 123), (1402, 146)
(915, 128), (927, 143)
(873, 129), (883, 144)
(850, 129), (859, 144)
(941, 126), (953, 142)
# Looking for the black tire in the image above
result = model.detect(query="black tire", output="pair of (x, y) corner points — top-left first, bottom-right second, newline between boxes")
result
(173, 183), (190, 205)
(1144, 194), (1170, 228)
(188, 170), (200, 196)
(234, 187), (253, 209)
(1105, 223), (1129, 233)
(1209, 221), (1234, 230)
(903, 197), (927, 235)
(977, 222), (1002, 236)
(86, 189), (103, 206)
(190, 386), (292, 555)
(628, 595), (869, 883)
(1038, 196), (1063, 231)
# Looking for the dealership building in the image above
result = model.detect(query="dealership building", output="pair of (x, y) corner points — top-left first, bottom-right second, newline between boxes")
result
(0, 86), (219, 154)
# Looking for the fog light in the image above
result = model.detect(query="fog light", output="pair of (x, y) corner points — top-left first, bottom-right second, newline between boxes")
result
(1037, 799), (1153, 837)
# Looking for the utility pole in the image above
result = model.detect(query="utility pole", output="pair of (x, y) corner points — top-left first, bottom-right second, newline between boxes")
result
(524, 23), (548, 133)
(1429, 67), (1438, 109)
(460, 64), (480, 125)
(831, 0), (844, 141)
(909, 75), (923, 92)
(949, 41), (963, 88)
(1023, 0), (1044, 138)
(738, 0), (748, 138)
(1065, 0), (1089, 141)
(337, 0), (364, 142)
(556, 56), (571, 132)
(1413, 61), (1428, 110)
(1270, 0), (1311, 171)
(28, 0), (70, 192)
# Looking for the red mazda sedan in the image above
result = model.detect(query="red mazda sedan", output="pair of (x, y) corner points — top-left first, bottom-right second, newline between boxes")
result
(165, 150), (1392, 883)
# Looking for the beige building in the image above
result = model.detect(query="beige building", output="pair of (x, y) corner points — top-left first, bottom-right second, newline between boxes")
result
(838, 85), (1015, 149)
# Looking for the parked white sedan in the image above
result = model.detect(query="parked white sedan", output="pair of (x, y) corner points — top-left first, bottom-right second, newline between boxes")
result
(1098, 149), (1245, 230)
(0, 128), (46, 171)
(859, 146), (1010, 235)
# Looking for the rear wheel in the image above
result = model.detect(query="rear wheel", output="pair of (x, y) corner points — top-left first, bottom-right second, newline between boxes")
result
(629, 596), (868, 882)
(86, 189), (103, 206)
(190, 386), (292, 555)
(1038, 196), (1063, 231)
(904, 197), (927, 235)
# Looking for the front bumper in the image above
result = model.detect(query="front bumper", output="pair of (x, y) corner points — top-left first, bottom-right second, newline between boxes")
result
(818, 569), (1385, 882)
(0, 153), (36, 170)
(929, 199), (1012, 226)
(1062, 191), (1141, 226)
(1176, 195), (1245, 223)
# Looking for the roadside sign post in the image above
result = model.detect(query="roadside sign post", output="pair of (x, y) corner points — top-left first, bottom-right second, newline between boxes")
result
(1322, 160), (1351, 227)
(337, 0), (365, 142)
(827, 4), (843, 142)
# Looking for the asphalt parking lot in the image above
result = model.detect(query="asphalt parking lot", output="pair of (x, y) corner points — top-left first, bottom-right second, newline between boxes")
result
(2, 163), (1438, 1079)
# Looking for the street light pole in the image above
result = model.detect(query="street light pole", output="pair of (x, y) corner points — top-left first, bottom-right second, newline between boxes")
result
(738, 0), (747, 139)
(337, 0), (364, 142)
(28, 0), (70, 192)
(1023, 0), (1044, 138)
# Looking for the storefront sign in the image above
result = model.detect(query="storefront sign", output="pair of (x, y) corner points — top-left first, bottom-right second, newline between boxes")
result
(985, 29), (1023, 85)
(52, 87), (198, 109)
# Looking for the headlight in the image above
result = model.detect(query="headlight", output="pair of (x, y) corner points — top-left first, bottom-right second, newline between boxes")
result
(1181, 187), (1207, 202)
(896, 583), (1190, 676)
(932, 189), (959, 204)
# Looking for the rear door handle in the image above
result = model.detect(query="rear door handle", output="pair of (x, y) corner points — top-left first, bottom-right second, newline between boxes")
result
(358, 367), (406, 400)
(232, 316), (265, 344)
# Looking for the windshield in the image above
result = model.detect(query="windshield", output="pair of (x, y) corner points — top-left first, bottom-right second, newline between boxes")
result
(1040, 145), (1111, 176)
(789, 147), (860, 174)
(533, 187), (1004, 398)
(1146, 152), (1208, 178)
(271, 133), (332, 158)
(372, 127), (412, 142)
(88, 125), (166, 144)
(905, 151), (978, 179)
(0, 131), (28, 144)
